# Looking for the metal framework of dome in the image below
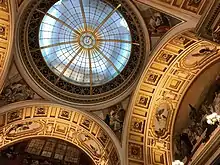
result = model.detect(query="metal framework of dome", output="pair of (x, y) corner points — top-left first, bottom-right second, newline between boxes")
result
(16, 0), (149, 109)
(39, 0), (132, 88)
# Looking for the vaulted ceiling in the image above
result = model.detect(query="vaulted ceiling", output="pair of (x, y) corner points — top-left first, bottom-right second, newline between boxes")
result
(0, 0), (220, 165)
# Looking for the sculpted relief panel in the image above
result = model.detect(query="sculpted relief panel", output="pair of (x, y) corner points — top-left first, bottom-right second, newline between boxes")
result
(0, 103), (121, 165)
(181, 43), (219, 69)
(6, 121), (44, 138)
(152, 101), (173, 138)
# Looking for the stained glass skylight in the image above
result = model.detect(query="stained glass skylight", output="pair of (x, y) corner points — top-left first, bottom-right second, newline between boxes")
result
(39, 0), (132, 87)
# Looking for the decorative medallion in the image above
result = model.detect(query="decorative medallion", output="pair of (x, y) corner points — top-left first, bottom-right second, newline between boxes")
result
(6, 121), (44, 139)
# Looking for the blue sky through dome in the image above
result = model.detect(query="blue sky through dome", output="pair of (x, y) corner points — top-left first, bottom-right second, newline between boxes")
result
(39, 0), (132, 86)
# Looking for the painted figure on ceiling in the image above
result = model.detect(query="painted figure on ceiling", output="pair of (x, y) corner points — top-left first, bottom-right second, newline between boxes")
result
(1, 82), (34, 103)
(148, 12), (171, 35)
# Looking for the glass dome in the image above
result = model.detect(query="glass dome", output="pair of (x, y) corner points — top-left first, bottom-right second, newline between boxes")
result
(39, 0), (132, 86)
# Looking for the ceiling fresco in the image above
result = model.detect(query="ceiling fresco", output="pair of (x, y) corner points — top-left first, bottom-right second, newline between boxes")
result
(0, 63), (41, 106)
(133, 0), (182, 49)
(0, 75), (35, 106)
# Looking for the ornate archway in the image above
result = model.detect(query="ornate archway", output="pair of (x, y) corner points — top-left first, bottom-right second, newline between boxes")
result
(0, 0), (14, 91)
(124, 30), (220, 165)
(0, 100), (123, 165)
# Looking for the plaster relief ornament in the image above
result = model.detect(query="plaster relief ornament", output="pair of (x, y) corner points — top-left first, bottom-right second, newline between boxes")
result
(173, 36), (190, 47)
(6, 121), (44, 138)
(152, 102), (171, 137)
(0, 25), (5, 35)
(99, 156), (107, 165)
(182, 44), (219, 69)
(46, 124), (53, 133)
(212, 25), (220, 44)
(0, 133), (4, 143)
(191, 47), (219, 57)
(78, 133), (101, 158)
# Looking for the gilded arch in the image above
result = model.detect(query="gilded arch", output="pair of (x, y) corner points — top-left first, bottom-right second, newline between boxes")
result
(125, 30), (220, 165)
(0, 0), (14, 91)
(0, 100), (122, 165)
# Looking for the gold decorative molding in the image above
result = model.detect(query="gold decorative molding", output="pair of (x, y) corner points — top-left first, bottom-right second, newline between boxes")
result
(0, 0), (9, 13)
(0, 0), (13, 92)
(125, 30), (220, 165)
(196, 0), (220, 45)
(145, 0), (209, 15)
(0, 101), (122, 165)
(15, 0), (24, 10)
